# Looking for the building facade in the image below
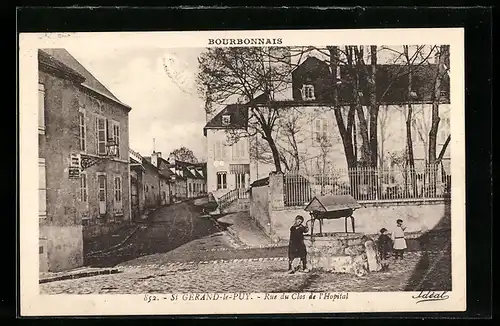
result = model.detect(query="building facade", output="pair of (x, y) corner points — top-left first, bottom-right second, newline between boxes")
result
(129, 150), (146, 222)
(38, 49), (132, 272)
(204, 105), (251, 194)
(203, 56), (451, 194)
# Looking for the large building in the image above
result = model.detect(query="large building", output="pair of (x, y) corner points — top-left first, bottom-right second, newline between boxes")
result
(38, 49), (132, 272)
(203, 104), (251, 195)
(203, 55), (451, 194)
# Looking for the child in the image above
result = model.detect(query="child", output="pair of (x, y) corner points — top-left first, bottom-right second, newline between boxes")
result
(377, 228), (392, 270)
(391, 219), (407, 259)
(288, 215), (310, 274)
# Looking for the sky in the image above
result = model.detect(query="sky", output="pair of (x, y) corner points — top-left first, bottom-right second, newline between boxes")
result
(66, 46), (208, 161)
(64, 45), (437, 162)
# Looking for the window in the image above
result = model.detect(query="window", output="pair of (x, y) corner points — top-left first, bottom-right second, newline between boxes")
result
(97, 174), (107, 215)
(302, 84), (315, 101)
(114, 176), (122, 202)
(113, 124), (120, 156)
(38, 83), (45, 134)
(95, 116), (107, 155)
(217, 172), (227, 190)
(232, 140), (248, 160)
(114, 175), (123, 215)
(189, 183), (192, 194)
(235, 173), (246, 189)
(39, 158), (47, 218)
(313, 118), (330, 146)
(215, 140), (227, 160)
(80, 172), (88, 203)
(222, 115), (231, 126)
(108, 120), (120, 157)
(79, 109), (86, 152)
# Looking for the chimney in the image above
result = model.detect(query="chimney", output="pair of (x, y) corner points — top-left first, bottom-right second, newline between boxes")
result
(151, 151), (162, 168)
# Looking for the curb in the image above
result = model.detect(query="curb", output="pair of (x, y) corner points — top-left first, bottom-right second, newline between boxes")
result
(85, 224), (141, 257)
(203, 243), (287, 252)
(40, 268), (121, 284)
(128, 250), (449, 270)
(125, 257), (289, 270)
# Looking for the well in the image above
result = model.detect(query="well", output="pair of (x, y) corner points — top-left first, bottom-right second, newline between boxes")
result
(303, 195), (381, 276)
(305, 232), (380, 276)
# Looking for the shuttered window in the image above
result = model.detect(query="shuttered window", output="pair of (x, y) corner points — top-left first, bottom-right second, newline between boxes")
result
(38, 84), (45, 134)
(95, 116), (107, 155)
(39, 158), (47, 218)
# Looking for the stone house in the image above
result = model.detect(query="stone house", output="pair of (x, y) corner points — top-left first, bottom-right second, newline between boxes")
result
(38, 48), (132, 272)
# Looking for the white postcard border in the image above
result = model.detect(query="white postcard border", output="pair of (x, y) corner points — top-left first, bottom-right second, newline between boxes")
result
(19, 28), (466, 315)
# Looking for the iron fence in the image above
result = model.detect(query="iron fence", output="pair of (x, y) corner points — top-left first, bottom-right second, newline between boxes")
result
(284, 164), (451, 207)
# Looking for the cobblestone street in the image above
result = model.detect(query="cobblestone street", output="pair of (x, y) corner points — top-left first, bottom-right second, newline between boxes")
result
(41, 253), (425, 294)
(41, 201), (452, 294)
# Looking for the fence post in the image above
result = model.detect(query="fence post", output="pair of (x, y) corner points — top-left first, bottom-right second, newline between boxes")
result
(268, 172), (284, 211)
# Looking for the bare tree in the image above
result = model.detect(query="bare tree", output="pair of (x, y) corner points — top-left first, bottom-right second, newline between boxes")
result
(377, 105), (392, 169)
(429, 45), (450, 165)
(197, 47), (292, 173)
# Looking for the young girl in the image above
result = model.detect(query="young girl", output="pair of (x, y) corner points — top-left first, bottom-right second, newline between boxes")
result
(288, 215), (310, 274)
(391, 219), (407, 259)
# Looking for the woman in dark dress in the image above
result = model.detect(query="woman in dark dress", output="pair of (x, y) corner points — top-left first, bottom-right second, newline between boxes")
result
(288, 215), (310, 274)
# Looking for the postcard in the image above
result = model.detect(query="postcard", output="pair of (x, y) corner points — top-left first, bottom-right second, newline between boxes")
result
(19, 28), (466, 315)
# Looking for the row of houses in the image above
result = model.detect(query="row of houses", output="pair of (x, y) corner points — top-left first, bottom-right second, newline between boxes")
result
(129, 149), (207, 221)
(38, 48), (206, 273)
(204, 55), (451, 197)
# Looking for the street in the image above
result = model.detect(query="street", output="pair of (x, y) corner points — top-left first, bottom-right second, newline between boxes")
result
(41, 201), (451, 294)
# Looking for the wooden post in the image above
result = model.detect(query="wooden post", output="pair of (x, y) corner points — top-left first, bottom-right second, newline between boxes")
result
(344, 217), (348, 234)
(351, 216), (356, 233)
(310, 213), (315, 243)
(319, 219), (323, 236)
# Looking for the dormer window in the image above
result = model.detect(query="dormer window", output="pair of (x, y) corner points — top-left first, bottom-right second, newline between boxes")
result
(301, 84), (315, 101)
(222, 115), (231, 126)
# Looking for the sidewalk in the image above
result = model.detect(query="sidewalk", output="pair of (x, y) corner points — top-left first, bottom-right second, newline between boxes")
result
(214, 211), (277, 248)
(40, 266), (121, 284)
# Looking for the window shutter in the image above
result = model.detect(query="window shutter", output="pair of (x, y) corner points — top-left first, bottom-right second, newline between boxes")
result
(106, 119), (111, 143)
(95, 116), (99, 155)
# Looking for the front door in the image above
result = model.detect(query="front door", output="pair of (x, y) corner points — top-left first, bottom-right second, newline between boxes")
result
(235, 173), (246, 189)
(98, 174), (107, 215)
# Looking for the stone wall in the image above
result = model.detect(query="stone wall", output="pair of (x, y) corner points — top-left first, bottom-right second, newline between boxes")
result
(40, 225), (84, 272)
(250, 172), (449, 243)
(249, 184), (272, 236)
(305, 234), (380, 275)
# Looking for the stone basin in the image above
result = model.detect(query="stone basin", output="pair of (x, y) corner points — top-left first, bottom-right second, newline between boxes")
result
(305, 232), (381, 276)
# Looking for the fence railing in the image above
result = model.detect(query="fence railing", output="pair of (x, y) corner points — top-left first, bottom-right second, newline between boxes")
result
(284, 164), (451, 207)
(218, 187), (250, 211)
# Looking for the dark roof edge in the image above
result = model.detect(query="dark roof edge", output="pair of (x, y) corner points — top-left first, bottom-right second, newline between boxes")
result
(38, 53), (86, 84)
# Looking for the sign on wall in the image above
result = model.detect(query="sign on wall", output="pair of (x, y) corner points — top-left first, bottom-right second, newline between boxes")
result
(69, 153), (81, 179)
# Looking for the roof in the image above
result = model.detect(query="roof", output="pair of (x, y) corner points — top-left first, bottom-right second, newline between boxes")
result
(38, 50), (86, 83)
(304, 195), (361, 213)
(203, 104), (248, 136)
(39, 48), (132, 111)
